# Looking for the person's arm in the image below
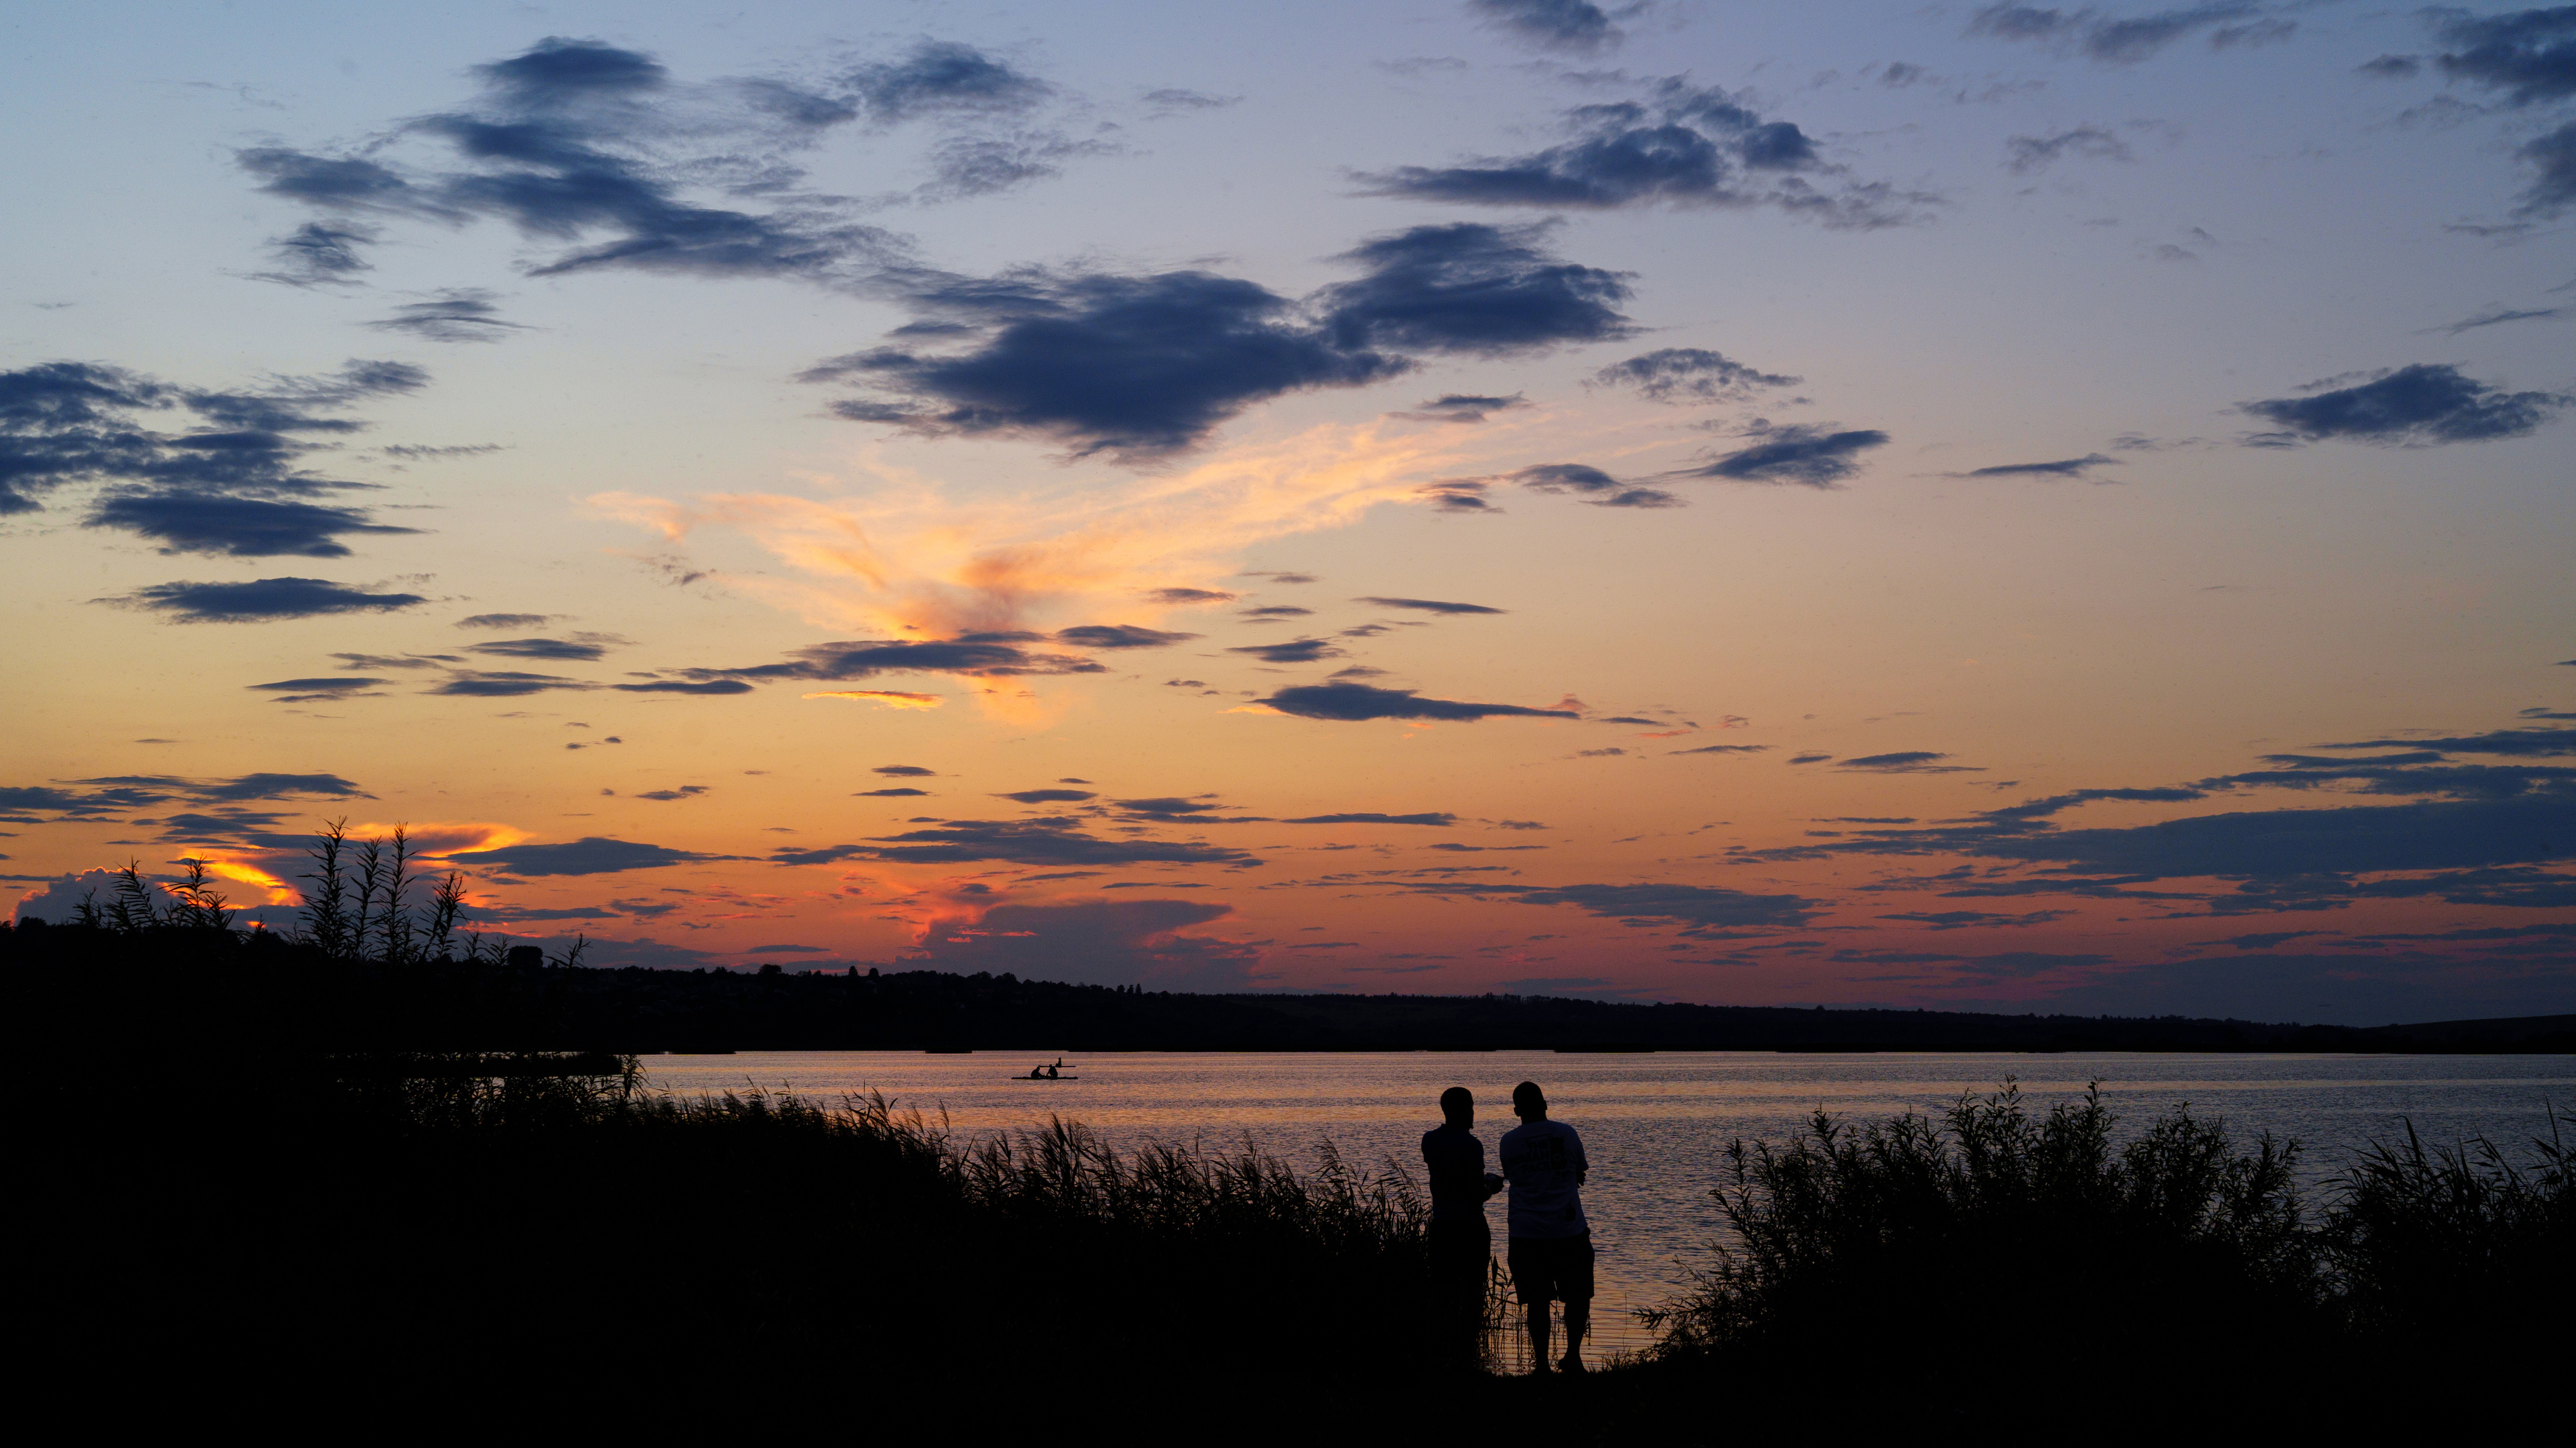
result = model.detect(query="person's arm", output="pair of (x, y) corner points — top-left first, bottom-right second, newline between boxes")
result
(1572, 1127), (1588, 1186)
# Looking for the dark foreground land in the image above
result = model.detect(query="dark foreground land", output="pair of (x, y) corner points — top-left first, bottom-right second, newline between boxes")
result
(17, 904), (2572, 1435)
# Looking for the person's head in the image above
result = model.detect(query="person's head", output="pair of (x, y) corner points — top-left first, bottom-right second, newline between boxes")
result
(1440, 1085), (1473, 1128)
(1512, 1081), (1546, 1121)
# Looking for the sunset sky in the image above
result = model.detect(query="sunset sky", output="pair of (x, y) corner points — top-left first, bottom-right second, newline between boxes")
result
(5, 1), (2570, 1023)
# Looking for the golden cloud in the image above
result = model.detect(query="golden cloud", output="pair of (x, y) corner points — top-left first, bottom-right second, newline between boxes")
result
(804, 689), (946, 709)
(590, 420), (1513, 639)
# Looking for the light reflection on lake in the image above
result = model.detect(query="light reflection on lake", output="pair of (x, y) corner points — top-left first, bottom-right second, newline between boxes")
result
(640, 1051), (2572, 1358)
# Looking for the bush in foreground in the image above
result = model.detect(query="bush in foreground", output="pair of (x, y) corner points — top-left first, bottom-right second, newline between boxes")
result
(1640, 1079), (2569, 1405)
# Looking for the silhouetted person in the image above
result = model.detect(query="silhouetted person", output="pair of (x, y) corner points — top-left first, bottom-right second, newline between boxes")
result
(1498, 1081), (1592, 1374)
(1422, 1087), (1505, 1370)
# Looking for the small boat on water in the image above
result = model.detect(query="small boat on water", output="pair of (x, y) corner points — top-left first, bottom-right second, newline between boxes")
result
(1008, 1074), (1081, 1081)
(1013, 1060), (1079, 1081)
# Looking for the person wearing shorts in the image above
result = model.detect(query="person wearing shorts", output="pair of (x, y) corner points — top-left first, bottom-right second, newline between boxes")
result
(1498, 1080), (1593, 1374)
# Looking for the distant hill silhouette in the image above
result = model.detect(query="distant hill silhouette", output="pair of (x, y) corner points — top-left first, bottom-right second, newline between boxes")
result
(502, 969), (2575, 1054)
(7, 914), (2563, 1054)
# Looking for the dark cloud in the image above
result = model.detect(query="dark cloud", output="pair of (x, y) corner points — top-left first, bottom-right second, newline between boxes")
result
(997, 789), (1097, 803)
(1314, 222), (1636, 357)
(1975, 787), (2208, 824)
(428, 670), (593, 697)
(807, 270), (1405, 462)
(1239, 606), (1314, 619)
(1353, 79), (1912, 227)
(447, 836), (729, 876)
(1684, 425), (1892, 486)
(1673, 744), (1769, 756)
(1281, 812), (1458, 826)
(2202, 758), (2574, 800)
(2357, 54), (2422, 79)
(2432, 7), (2576, 106)
(250, 221), (378, 287)
(1354, 596), (1504, 615)
(54, 772), (368, 812)
(366, 288), (528, 343)
(917, 131), (1116, 201)
(634, 786), (709, 801)
(467, 633), (629, 662)
(900, 898), (1259, 990)
(2348, 865), (2576, 909)
(1839, 752), (1981, 773)
(684, 638), (1106, 683)
(1984, 792), (2574, 880)
(101, 577), (427, 622)
(1392, 393), (1527, 423)
(330, 652), (458, 669)
(382, 444), (504, 461)
(1111, 798), (1236, 816)
(1055, 624), (1197, 649)
(1879, 909), (2073, 930)
(1962, 453), (2121, 479)
(1507, 462), (1680, 509)
(238, 38), (916, 290)
(1418, 479), (1501, 513)
(456, 612), (556, 629)
(2241, 364), (2569, 446)
(2003, 126), (2133, 174)
(1967, 4), (2293, 65)
(2313, 727), (2575, 758)
(1145, 586), (1238, 605)
(2, 358), (425, 551)
(1592, 348), (1800, 403)
(2440, 306), (2564, 334)
(1512, 881), (1819, 932)
(857, 787), (930, 797)
(2519, 121), (2576, 214)
(612, 679), (754, 695)
(85, 494), (419, 558)
(477, 33), (669, 98)
(1142, 88), (1239, 113)
(0, 361), (164, 514)
(1259, 682), (1580, 722)
(1753, 734), (2576, 918)
(875, 765), (935, 777)
(1230, 638), (1345, 664)
(249, 676), (386, 703)
(1788, 752), (1832, 764)
(775, 817), (1259, 868)
(848, 40), (1050, 122)
(1470, 0), (1619, 53)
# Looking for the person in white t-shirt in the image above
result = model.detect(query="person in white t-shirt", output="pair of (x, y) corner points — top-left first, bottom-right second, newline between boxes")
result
(1496, 1080), (1592, 1374)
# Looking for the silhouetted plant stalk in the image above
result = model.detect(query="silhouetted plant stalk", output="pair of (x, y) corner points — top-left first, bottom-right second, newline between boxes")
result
(73, 858), (239, 936)
(2324, 1110), (2571, 1338)
(295, 818), (523, 967)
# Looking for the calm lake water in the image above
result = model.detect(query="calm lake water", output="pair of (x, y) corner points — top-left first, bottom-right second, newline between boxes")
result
(640, 1051), (2572, 1358)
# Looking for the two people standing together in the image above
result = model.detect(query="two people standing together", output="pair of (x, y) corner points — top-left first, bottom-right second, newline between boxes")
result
(1420, 1081), (1592, 1374)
